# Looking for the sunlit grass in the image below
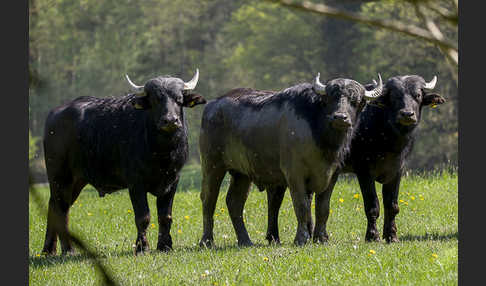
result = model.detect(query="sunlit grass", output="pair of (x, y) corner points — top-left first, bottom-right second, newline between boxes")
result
(29, 168), (457, 285)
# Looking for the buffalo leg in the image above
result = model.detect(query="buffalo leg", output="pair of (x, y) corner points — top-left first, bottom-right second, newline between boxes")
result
(199, 167), (226, 248)
(288, 179), (313, 246)
(156, 179), (178, 251)
(382, 174), (401, 243)
(128, 188), (150, 254)
(265, 186), (286, 244)
(42, 178), (85, 255)
(226, 173), (252, 246)
(313, 172), (338, 243)
(357, 173), (381, 242)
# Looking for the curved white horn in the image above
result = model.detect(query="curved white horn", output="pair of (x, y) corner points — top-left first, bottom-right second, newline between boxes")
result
(424, 75), (437, 89)
(364, 73), (383, 99)
(183, 68), (199, 90)
(313, 72), (326, 95)
(125, 74), (144, 93)
(372, 79), (378, 86)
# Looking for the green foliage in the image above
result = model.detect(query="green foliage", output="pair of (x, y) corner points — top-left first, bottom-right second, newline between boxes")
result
(29, 171), (458, 285)
(29, 130), (39, 162)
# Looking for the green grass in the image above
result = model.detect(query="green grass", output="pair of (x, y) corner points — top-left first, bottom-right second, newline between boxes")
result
(29, 167), (458, 285)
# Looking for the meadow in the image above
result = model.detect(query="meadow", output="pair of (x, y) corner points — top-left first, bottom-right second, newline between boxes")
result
(29, 166), (458, 285)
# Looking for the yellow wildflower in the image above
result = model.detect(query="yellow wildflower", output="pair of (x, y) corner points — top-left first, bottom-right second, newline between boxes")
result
(263, 257), (269, 262)
(87, 212), (92, 216)
(127, 209), (132, 213)
(353, 194), (359, 199)
(432, 253), (438, 259)
(35, 254), (41, 257)
(329, 209), (333, 214)
(184, 215), (190, 220)
(411, 196), (416, 200)
(369, 249), (376, 255)
(151, 223), (156, 228)
(339, 198), (344, 203)
(178, 229), (182, 233)
(399, 199), (404, 203)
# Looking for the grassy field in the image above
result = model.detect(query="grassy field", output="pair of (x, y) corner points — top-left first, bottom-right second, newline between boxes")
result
(29, 166), (458, 285)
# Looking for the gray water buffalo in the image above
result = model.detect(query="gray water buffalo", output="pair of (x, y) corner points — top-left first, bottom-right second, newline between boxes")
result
(198, 73), (383, 246)
(42, 70), (206, 255)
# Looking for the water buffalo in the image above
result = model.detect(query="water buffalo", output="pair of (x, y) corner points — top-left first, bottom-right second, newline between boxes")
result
(198, 73), (383, 246)
(42, 69), (206, 255)
(266, 74), (445, 243)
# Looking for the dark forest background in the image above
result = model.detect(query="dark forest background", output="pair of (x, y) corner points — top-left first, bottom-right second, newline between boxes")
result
(28, 0), (458, 182)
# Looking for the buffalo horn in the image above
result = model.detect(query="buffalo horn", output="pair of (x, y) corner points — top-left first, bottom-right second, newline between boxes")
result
(125, 74), (144, 94)
(313, 72), (326, 95)
(183, 68), (199, 90)
(424, 75), (437, 89)
(364, 73), (383, 99)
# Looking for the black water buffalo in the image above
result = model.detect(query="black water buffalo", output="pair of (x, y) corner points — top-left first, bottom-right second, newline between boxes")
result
(266, 74), (445, 243)
(198, 73), (383, 246)
(42, 70), (206, 255)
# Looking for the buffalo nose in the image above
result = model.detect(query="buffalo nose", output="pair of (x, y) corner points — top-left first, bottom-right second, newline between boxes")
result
(399, 110), (415, 118)
(163, 117), (178, 125)
(333, 113), (348, 121)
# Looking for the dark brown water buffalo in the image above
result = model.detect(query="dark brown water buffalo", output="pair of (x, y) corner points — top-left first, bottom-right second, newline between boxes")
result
(42, 70), (206, 255)
(198, 73), (383, 246)
(266, 74), (445, 243)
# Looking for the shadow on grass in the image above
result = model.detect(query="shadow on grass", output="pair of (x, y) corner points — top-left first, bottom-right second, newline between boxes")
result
(29, 242), (272, 268)
(399, 231), (458, 242)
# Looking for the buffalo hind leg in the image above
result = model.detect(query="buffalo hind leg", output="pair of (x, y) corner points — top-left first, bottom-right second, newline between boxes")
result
(265, 186), (286, 244)
(156, 179), (178, 251)
(128, 188), (151, 254)
(357, 173), (381, 242)
(226, 173), (252, 247)
(382, 174), (401, 243)
(199, 167), (226, 248)
(42, 178), (85, 255)
(313, 172), (338, 243)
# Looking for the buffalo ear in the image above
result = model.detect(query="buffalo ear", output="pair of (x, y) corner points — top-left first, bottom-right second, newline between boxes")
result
(422, 93), (445, 107)
(183, 93), (207, 108)
(131, 93), (151, 110)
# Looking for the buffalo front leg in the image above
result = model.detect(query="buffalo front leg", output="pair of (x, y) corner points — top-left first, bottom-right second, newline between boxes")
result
(128, 188), (151, 254)
(199, 167), (226, 248)
(265, 186), (286, 244)
(313, 172), (338, 243)
(226, 173), (252, 247)
(357, 173), (380, 242)
(382, 174), (401, 243)
(288, 179), (314, 246)
(156, 180), (178, 251)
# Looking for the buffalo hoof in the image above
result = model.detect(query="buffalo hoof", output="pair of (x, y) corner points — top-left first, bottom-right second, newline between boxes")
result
(313, 234), (329, 244)
(199, 238), (214, 249)
(266, 235), (281, 245)
(157, 241), (173, 252)
(365, 229), (381, 242)
(61, 249), (76, 256)
(293, 232), (311, 246)
(384, 234), (400, 243)
(134, 242), (150, 255)
(237, 239), (253, 247)
(41, 248), (57, 256)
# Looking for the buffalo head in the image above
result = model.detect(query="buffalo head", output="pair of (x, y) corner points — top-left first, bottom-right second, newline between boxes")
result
(125, 69), (206, 132)
(313, 73), (383, 130)
(370, 75), (445, 128)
